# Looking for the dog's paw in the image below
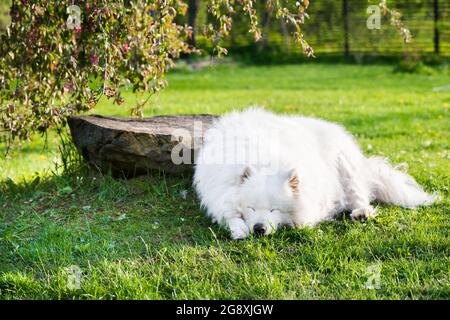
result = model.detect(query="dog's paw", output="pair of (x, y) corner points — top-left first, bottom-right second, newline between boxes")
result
(228, 219), (250, 240)
(230, 227), (250, 240)
(350, 206), (378, 222)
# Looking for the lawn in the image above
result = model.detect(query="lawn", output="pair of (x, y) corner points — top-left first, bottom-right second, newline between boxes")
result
(0, 63), (449, 299)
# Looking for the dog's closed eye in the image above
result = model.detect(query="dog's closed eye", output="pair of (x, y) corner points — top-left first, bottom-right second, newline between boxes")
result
(270, 209), (281, 213)
(247, 207), (255, 212)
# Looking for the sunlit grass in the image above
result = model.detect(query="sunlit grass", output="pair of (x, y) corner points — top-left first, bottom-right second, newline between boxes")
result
(0, 63), (449, 299)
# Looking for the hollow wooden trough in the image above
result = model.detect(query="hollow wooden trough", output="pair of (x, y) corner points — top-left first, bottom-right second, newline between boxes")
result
(67, 114), (218, 176)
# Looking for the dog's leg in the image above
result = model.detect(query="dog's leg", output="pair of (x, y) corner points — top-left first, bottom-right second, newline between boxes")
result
(205, 196), (250, 239)
(225, 216), (250, 240)
(338, 154), (377, 221)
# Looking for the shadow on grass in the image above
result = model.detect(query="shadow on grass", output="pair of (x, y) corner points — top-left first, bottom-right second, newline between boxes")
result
(0, 165), (224, 272)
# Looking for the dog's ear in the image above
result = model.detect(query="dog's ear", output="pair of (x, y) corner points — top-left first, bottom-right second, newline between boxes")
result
(240, 166), (253, 184)
(286, 168), (300, 194)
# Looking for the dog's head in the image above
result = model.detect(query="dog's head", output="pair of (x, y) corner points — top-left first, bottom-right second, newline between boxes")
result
(236, 166), (299, 236)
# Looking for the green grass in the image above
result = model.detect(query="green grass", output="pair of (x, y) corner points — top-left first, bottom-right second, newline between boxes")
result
(0, 63), (449, 299)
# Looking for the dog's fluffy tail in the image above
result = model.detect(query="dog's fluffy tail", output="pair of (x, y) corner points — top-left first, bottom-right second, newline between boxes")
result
(368, 157), (437, 208)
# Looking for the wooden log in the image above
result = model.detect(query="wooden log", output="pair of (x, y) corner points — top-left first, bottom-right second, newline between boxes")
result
(67, 114), (218, 176)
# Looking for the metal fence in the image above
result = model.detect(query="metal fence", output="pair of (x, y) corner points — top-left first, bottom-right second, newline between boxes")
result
(1, 1), (449, 58)
(221, 0), (450, 58)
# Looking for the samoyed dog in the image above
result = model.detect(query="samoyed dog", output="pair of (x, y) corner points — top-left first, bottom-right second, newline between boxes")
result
(194, 108), (436, 239)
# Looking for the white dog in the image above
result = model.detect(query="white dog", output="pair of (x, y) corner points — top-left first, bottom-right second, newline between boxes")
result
(194, 108), (436, 239)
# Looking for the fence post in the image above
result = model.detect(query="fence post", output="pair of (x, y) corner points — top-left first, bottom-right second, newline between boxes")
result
(434, 0), (440, 54)
(343, 0), (350, 57)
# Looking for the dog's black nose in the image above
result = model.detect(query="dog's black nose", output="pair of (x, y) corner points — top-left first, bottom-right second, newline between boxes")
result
(253, 223), (266, 236)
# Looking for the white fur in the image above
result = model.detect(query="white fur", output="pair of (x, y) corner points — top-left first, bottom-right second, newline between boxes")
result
(194, 108), (436, 239)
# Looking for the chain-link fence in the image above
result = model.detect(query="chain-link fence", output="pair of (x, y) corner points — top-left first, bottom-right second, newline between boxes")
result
(1, 1), (448, 59)
(203, 0), (450, 61)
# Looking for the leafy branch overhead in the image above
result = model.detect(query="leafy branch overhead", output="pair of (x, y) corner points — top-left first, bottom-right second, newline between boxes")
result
(0, 0), (411, 144)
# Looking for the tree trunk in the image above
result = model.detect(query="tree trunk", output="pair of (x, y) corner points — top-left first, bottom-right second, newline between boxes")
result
(259, 4), (272, 49)
(187, 0), (201, 47)
(342, 0), (350, 58)
(68, 114), (218, 177)
(434, 0), (440, 54)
